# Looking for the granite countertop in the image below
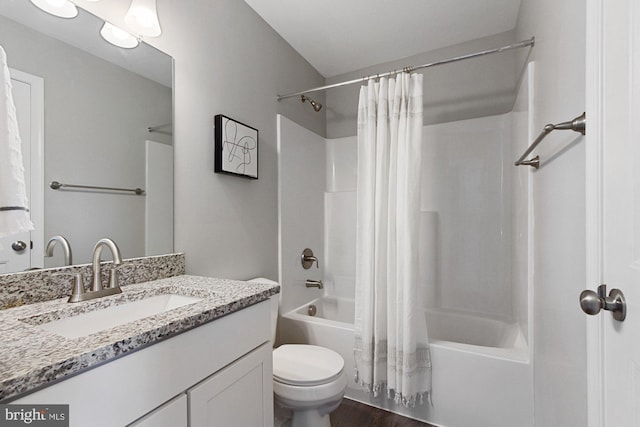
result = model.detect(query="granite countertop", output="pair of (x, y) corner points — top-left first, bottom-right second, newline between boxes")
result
(0, 275), (279, 402)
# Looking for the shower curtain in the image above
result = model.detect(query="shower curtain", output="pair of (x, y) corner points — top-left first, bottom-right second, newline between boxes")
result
(353, 73), (431, 406)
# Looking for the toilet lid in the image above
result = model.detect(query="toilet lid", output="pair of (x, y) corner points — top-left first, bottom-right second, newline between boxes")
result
(273, 344), (345, 386)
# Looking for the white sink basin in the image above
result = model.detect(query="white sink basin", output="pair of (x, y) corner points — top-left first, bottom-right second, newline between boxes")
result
(37, 294), (202, 339)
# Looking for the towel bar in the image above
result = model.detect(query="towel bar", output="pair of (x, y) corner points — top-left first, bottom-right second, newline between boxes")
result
(50, 181), (144, 195)
(515, 112), (586, 169)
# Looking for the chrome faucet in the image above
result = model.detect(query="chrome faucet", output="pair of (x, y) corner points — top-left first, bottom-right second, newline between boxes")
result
(45, 235), (73, 266)
(92, 238), (123, 292)
(305, 279), (324, 289)
(58, 238), (124, 303)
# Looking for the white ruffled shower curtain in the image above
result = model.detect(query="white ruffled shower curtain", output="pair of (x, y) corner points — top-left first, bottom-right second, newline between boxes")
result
(353, 72), (431, 406)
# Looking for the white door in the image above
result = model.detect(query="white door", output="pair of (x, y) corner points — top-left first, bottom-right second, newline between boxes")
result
(145, 140), (174, 256)
(585, 0), (640, 425)
(0, 69), (43, 273)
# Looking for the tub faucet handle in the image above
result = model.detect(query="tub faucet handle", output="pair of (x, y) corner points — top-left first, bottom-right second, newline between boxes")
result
(301, 248), (319, 269)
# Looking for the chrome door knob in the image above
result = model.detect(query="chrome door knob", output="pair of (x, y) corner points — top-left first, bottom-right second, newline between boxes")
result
(579, 290), (603, 315)
(580, 284), (626, 321)
(11, 241), (27, 252)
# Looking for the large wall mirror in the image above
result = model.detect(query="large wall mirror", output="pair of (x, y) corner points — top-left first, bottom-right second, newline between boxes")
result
(0, 1), (173, 273)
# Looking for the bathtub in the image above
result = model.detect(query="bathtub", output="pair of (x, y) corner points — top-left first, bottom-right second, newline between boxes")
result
(278, 295), (533, 427)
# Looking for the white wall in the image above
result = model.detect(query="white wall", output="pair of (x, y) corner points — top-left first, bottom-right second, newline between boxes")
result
(0, 15), (172, 266)
(515, 0), (588, 425)
(74, 0), (326, 280)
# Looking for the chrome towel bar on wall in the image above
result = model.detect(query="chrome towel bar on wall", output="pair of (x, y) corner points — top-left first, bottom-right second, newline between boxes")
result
(50, 181), (145, 195)
(515, 112), (586, 169)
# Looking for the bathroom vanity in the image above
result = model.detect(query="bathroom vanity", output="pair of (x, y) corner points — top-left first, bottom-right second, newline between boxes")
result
(0, 275), (279, 427)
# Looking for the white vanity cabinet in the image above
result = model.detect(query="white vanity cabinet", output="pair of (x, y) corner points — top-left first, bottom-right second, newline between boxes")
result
(189, 343), (273, 426)
(13, 300), (273, 427)
(129, 394), (188, 427)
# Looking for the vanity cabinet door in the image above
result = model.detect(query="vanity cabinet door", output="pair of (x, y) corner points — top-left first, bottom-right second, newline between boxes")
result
(189, 342), (273, 427)
(127, 394), (187, 427)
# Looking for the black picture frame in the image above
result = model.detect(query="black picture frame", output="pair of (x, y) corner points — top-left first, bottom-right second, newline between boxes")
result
(214, 114), (259, 179)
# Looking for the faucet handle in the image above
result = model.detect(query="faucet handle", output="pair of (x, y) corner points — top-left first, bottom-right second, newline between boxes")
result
(53, 272), (85, 303)
(301, 248), (319, 269)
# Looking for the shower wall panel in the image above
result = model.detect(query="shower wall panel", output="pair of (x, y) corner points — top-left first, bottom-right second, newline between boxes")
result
(421, 115), (513, 319)
(510, 63), (533, 344)
(325, 115), (518, 321)
(324, 137), (357, 299)
(277, 115), (326, 314)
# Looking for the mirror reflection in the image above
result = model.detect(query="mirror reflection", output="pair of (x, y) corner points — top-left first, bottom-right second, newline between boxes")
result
(0, 1), (173, 273)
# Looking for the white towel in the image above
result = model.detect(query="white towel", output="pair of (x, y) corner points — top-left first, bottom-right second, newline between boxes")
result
(0, 45), (33, 238)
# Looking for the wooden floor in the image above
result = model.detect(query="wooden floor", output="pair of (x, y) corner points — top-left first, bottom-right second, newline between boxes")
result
(330, 398), (435, 427)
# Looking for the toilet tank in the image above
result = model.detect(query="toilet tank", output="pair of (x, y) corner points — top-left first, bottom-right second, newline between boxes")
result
(247, 278), (279, 344)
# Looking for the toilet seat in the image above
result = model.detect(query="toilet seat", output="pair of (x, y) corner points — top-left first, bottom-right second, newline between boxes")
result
(273, 344), (345, 386)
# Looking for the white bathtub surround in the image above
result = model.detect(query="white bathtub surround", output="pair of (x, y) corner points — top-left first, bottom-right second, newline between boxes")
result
(281, 296), (532, 427)
(354, 74), (431, 407)
(277, 116), (326, 315)
(278, 111), (534, 425)
(0, 46), (33, 238)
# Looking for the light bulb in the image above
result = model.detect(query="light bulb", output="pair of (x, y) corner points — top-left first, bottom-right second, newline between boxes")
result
(100, 22), (139, 49)
(29, 0), (78, 18)
(124, 0), (162, 37)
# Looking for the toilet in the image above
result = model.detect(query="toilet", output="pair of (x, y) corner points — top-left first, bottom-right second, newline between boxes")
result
(248, 279), (347, 427)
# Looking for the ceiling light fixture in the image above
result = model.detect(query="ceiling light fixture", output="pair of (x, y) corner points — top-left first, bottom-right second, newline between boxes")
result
(100, 22), (139, 49)
(29, 0), (78, 19)
(124, 0), (162, 37)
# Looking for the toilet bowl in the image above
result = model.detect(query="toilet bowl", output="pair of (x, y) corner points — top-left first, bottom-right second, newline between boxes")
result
(273, 344), (347, 427)
(248, 278), (346, 427)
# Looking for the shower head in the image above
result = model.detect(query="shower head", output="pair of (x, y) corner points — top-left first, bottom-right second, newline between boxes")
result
(300, 95), (322, 112)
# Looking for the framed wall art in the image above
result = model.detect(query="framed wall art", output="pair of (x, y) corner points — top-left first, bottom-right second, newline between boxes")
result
(214, 114), (258, 179)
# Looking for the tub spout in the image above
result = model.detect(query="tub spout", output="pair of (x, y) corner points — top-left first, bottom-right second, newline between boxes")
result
(306, 279), (324, 289)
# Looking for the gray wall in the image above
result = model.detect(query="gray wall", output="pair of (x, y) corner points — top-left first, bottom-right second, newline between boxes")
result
(325, 30), (518, 138)
(515, 0), (588, 425)
(0, 15), (172, 266)
(77, 0), (326, 280)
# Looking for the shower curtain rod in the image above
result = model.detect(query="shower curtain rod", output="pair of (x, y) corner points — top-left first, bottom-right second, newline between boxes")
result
(277, 37), (535, 101)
